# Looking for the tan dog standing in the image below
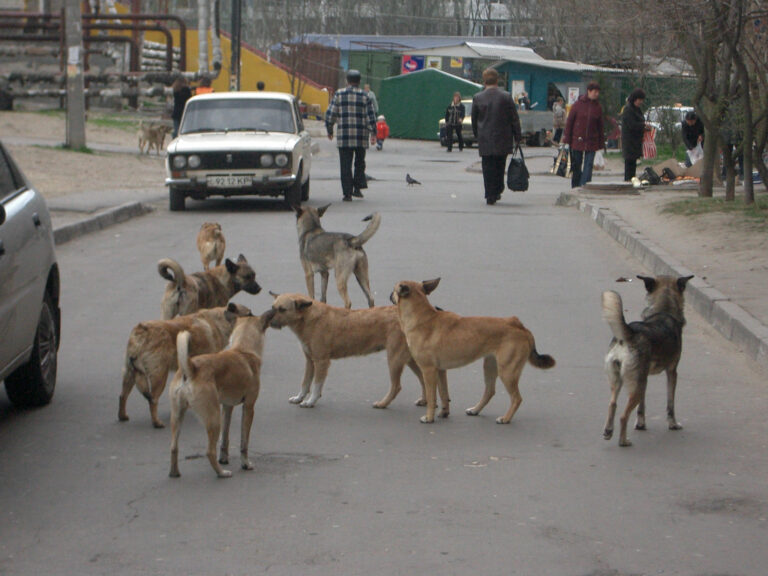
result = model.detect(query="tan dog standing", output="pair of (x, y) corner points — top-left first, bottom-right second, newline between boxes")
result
(158, 254), (261, 319)
(294, 204), (380, 309)
(602, 274), (693, 447)
(138, 121), (171, 155)
(169, 310), (273, 478)
(118, 303), (252, 428)
(391, 279), (556, 424)
(268, 292), (428, 410)
(197, 222), (226, 271)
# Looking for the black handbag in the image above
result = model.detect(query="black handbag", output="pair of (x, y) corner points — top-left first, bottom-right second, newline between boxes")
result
(507, 147), (529, 192)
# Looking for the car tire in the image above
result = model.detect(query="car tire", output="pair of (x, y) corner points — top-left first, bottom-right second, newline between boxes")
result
(284, 166), (302, 207)
(169, 187), (186, 211)
(301, 176), (310, 202)
(5, 293), (58, 407)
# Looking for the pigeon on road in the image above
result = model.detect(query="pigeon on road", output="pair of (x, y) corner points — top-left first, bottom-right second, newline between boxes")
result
(406, 173), (422, 186)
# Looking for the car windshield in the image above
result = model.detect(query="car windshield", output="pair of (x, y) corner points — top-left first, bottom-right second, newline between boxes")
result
(180, 99), (296, 135)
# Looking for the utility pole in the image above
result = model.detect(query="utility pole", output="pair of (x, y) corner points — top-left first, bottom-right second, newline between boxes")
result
(64, 0), (85, 149)
(229, 0), (241, 91)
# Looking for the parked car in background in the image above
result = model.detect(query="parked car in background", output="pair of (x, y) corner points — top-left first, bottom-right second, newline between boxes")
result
(645, 105), (695, 130)
(165, 92), (313, 211)
(0, 141), (61, 407)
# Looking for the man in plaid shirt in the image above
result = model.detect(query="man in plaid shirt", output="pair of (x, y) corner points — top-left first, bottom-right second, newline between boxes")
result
(325, 70), (377, 201)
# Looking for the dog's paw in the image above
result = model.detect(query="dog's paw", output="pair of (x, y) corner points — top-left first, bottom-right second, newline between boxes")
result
(218, 455), (229, 465)
(634, 423), (647, 431)
(439, 409), (450, 418)
(619, 439), (633, 447)
(169, 470), (180, 478)
(419, 415), (434, 424)
(372, 401), (387, 409)
(465, 407), (479, 416)
(288, 395), (304, 404)
(300, 399), (317, 408)
(414, 398), (427, 407)
(152, 421), (166, 429)
(603, 429), (613, 440)
(669, 422), (683, 431)
(217, 469), (233, 478)
(495, 416), (510, 424)
(241, 460), (254, 471)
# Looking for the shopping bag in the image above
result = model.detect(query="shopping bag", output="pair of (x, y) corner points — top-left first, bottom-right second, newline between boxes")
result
(642, 128), (657, 159)
(507, 147), (529, 192)
(594, 149), (606, 170)
(551, 146), (571, 177)
(686, 142), (704, 165)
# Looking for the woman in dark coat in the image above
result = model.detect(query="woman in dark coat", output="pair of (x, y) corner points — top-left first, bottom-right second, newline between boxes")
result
(171, 76), (192, 138)
(620, 88), (648, 181)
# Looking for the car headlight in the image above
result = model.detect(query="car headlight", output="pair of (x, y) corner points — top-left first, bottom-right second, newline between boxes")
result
(172, 155), (187, 169)
(260, 154), (274, 167)
(188, 155), (201, 169)
(275, 153), (289, 167)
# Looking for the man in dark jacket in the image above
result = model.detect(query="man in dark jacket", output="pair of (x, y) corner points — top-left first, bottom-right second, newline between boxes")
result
(563, 82), (604, 188)
(471, 68), (522, 205)
(620, 88), (648, 181)
(444, 91), (465, 152)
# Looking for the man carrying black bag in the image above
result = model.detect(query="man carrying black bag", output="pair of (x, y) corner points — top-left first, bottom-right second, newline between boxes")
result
(471, 67), (522, 205)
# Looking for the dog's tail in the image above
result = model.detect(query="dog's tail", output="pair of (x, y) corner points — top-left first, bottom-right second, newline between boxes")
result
(602, 290), (632, 342)
(528, 336), (556, 370)
(176, 330), (195, 380)
(349, 212), (381, 248)
(158, 258), (185, 286)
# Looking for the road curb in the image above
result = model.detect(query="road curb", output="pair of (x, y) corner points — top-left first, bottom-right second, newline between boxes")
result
(53, 201), (154, 246)
(559, 192), (768, 370)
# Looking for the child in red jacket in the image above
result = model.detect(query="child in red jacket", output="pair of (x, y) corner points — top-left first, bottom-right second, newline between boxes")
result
(376, 115), (389, 150)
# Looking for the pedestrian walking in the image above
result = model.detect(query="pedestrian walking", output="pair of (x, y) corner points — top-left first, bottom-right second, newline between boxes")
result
(471, 68), (522, 205)
(552, 96), (566, 145)
(364, 83), (379, 115)
(444, 91), (465, 152)
(325, 70), (377, 201)
(171, 76), (192, 138)
(620, 88), (649, 181)
(375, 115), (389, 151)
(562, 81), (605, 188)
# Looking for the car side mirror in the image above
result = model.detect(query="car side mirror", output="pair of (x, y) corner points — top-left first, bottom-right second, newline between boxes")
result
(0, 204), (5, 226)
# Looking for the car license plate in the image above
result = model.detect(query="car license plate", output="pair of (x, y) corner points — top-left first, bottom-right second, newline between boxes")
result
(206, 175), (252, 188)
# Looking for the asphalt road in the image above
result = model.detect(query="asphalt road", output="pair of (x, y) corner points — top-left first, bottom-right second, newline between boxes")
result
(1, 137), (766, 576)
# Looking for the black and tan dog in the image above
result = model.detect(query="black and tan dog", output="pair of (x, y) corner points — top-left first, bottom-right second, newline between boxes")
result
(169, 310), (273, 478)
(196, 222), (226, 271)
(294, 204), (380, 309)
(118, 303), (252, 428)
(268, 292), (428, 410)
(158, 254), (261, 319)
(391, 278), (555, 424)
(602, 274), (693, 447)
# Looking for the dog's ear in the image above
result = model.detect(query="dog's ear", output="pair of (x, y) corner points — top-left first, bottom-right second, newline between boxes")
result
(225, 258), (239, 274)
(637, 275), (656, 293)
(227, 302), (238, 313)
(362, 213), (373, 222)
(296, 298), (313, 311)
(422, 278), (441, 295)
(677, 275), (694, 293)
(260, 308), (276, 330)
(292, 204), (303, 217)
(269, 290), (280, 300)
(396, 283), (411, 298)
(236, 253), (247, 263)
(318, 204), (331, 217)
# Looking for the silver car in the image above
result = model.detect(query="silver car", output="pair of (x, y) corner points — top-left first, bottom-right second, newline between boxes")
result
(165, 91), (312, 211)
(0, 141), (61, 407)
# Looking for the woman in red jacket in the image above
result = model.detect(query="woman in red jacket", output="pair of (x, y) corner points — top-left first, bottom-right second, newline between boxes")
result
(563, 82), (605, 188)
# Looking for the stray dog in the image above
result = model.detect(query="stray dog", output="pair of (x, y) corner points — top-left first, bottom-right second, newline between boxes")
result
(138, 121), (172, 155)
(158, 254), (261, 319)
(268, 292), (427, 410)
(602, 274), (693, 447)
(197, 222), (226, 271)
(169, 309), (273, 478)
(391, 278), (556, 424)
(294, 204), (380, 309)
(118, 303), (252, 428)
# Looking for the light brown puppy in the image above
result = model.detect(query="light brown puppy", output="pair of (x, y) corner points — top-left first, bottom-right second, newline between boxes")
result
(196, 222), (226, 271)
(602, 274), (693, 447)
(138, 121), (171, 155)
(158, 254), (261, 319)
(118, 303), (252, 428)
(169, 310), (273, 478)
(391, 278), (556, 424)
(268, 292), (429, 410)
(294, 204), (380, 309)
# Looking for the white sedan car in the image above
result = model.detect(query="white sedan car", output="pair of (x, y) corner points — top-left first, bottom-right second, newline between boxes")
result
(165, 91), (312, 211)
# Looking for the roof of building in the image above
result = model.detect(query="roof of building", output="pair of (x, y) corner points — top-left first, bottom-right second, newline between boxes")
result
(274, 34), (532, 52)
